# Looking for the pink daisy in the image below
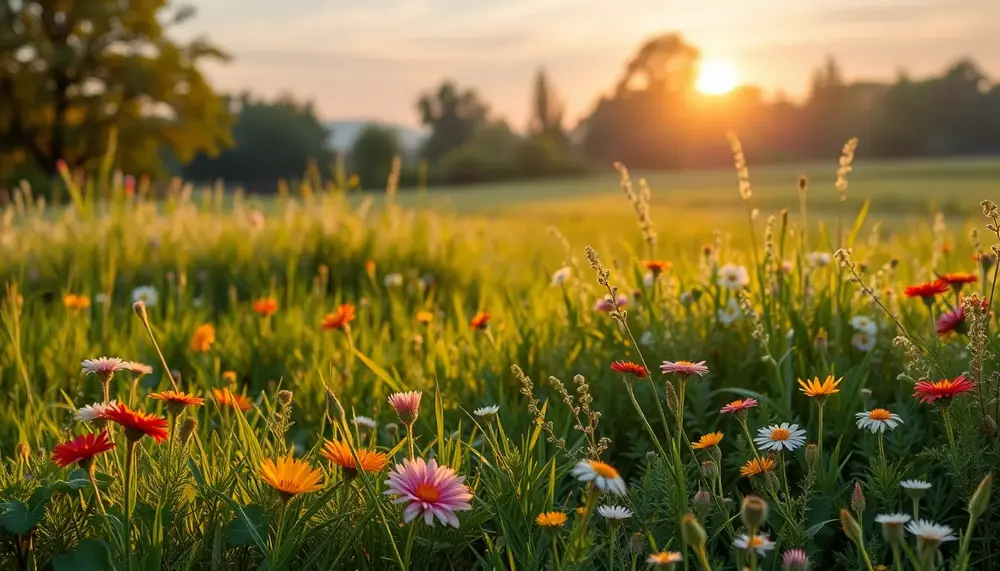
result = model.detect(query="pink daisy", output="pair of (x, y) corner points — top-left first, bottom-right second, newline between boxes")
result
(720, 398), (758, 415)
(387, 391), (422, 424)
(81, 357), (129, 379)
(384, 458), (473, 527)
(936, 306), (967, 336)
(594, 295), (629, 312)
(125, 361), (154, 376)
(660, 360), (710, 377)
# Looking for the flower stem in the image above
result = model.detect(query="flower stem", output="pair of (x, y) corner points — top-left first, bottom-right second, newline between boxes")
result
(877, 431), (886, 471)
(779, 452), (792, 501)
(941, 406), (957, 449)
(270, 500), (288, 568)
(405, 422), (416, 460)
(123, 440), (137, 571)
(623, 382), (670, 464)
(913, 497), (920, 521)
(748, 524), (758, 571)
(403, 520), (417, 568)
(817, 402), (825, 470)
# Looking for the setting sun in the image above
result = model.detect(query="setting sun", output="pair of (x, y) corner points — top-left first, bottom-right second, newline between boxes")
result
(696, 58), (738, 95)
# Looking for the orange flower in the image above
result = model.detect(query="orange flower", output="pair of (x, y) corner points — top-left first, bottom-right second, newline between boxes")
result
(52, 431), (114, 469)
(104, 403), (169, 443)
(903, 281), (948, 301)
(320, 440), (389, 474)
(470, 312), (490, 330)
(191, 324), (215, 353)
(214, 388), (252, 412)
(797, 375), (842, 399)
(222, 370), (238, 384)
(252, 297), (278, 317)
(63, 294), (91, 310)
(260, 456), (324, 499)
(321, 304), (356, 330)
(149, 390), (205, 414)
(938, 272), (977, 292)
(365, 260), (376, 274)
(610, 361), (648, 379)
(416, 311), (434, 325)
(740, 457), (776, 478)
(643, 260), (672, 276)
(535, 511), (568, 528)
(692, 432), (724, 449)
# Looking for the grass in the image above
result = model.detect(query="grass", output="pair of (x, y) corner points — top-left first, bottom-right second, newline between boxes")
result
(0, 151), (999, 570)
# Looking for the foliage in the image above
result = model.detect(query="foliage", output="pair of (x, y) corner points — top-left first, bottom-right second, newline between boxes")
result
(349, 123), (401, 190)
(417, 81), (489, 164)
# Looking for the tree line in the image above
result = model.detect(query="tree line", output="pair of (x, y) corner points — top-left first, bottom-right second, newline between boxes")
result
(2, 1), (1000, 193)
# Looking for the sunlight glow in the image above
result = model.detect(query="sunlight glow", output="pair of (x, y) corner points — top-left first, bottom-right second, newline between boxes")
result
(695, 58), (738, 95)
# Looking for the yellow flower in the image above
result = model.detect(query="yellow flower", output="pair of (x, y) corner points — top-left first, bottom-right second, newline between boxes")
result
(191, 324), (215, 353)
(535, 511), (568, 528)
(416, 311), (434, 324)
(797, 375), (842, 398)
(740, 457), (776, 478)
(260, 456), (324, 499)
(63, 294), (91, 310)
(692, 432), (724, 449)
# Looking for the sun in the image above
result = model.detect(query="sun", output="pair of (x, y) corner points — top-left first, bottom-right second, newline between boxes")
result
(696, 58), (738, 95)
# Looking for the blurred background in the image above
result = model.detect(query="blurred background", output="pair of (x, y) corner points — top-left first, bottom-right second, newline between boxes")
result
(2, 0), (999, 200)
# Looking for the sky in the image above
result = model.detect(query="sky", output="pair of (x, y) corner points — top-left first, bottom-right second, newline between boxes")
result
(180, 0), (1000, 130)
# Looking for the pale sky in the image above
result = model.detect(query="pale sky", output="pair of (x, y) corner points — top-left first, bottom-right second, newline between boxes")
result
(181, 0), (1000, 130)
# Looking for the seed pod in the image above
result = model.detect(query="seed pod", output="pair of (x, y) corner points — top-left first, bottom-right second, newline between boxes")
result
(741, 495), (768, 528)
(277, 390), (293, 406)
(851, 482), (866, 516)
(970, 473), (993, 520)
(680, 513), (706, 550)
(179, 417), (198, 446)
(700, 460), (718, 479)
(693, 490), (712, 520)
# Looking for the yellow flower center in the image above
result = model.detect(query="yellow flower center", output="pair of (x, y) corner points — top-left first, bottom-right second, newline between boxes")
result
(869, 409), (891, 421)
(749, 536), (763, 547)
(415, 482), (440, 502)
(589, 461), (620, 479)
(770, 428), (790, 441)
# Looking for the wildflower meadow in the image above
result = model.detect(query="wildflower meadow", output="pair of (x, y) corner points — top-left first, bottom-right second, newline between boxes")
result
(1, 141), (999, 571)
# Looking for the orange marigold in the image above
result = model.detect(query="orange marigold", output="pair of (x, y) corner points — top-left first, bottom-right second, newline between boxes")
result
(321, 304), (356, 330)
(252, 297), (278, 317)
(191, 324), (216, 353)
(320, 440), (389, 474)
(214, 388), (252, 412)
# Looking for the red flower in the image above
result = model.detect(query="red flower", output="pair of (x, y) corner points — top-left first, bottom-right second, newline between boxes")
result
(913, 376), (975, 404)
(938, 272), (977, 286)
(52, 431), (115, 468)
(470, 312), (490, 330)
(904, 281), (949, 300)
(611, 361), (648, 378)
(252, 298), (278, 317)
(643, 260), (672, 276)
(321, 304), (356, 330)
(936, 306), (967, 336)
(104, 403), (169, 443)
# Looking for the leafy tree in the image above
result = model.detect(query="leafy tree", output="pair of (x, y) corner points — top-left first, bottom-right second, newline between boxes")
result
(183, 93), (331, 188)
(350, 123), (400, 189)
(417, 81), (488, 163)
(528, 67), (565, 141)
(0, 0), (233, 181)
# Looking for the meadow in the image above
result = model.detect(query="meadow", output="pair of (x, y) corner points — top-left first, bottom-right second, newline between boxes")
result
(0, 145), (999, 570)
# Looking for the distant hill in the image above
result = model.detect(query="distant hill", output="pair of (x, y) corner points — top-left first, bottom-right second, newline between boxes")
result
(325, 121), (426, 156)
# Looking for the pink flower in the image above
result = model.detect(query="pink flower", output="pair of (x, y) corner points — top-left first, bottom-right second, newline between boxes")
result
(384, 458), (473, 527)
(387, 391), (422, 424)
(594, 295), (629, 313)
(936, 305), (967, 336)
(720, 398), (758, 415)
(81, 357), (129, 380)
(660, 360), (710, 377)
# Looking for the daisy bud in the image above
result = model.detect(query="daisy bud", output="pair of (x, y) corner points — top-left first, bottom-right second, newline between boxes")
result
(741, 495), (768, 529)
(277, 390), (293, 407)
(179, 417), (198, 446)
(325, 388), (345, 425)
(387, 391), (422, 425)
(15, 441), (30, 462)
(680, 513), (706, 550)
(970, 473), (993, 520)
(840, 508), (863, 544)
(693, 490), (712, 520)
(665, 381), (678, 414)
(132, 300), (148, 322)
(860, 388), (872, 400)
(851, 482), (866, 516)
(982, 414), (997, 436)
(700, 460), (718, 479)
(781, 548), (809, 571)
(878, 517), (907, 545)
(805, 443), (820, 469)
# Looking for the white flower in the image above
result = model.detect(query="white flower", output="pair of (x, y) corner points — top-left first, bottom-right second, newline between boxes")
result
(754, 423), (807, 452)
(353, 415), (377, 430)
(851, 331), (875, 352)
(643, 272), (655, 287)
(192, 297), (204, 307)
(717, 264), (750, 290)
(597, 505), (633, 520)
(94, 293), (109, 305)
(718, 298), (742, 325)
(855, 409), (903, 433)
(75, 400), (117, 422)
(383, 273), (404, 287)
(551, 266), (572, 286)
(850, 316), (878, 335)
(875, 513), (912, 525)
(124, 361), (154, 376)
(131, 285), (159, 307)
(474, 405), (499, 418)
(81, 357), (128, 377)
(733, 533), (775, 556)
(679, 291), (694, 306)
(900, 479), (932, 491)
(639, 331), (655, 346)
(571, 460), (627, 496)
(905, 519), (956, 543)
(807, 251), (831, 267)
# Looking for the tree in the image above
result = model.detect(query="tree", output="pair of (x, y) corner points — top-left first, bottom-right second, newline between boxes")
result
(528, 67), (564, 140)
(350, 124), (400, 189)
(0, 0), (232, 181)
(417, 81), (488, 163)
(182, 93), (331, 188)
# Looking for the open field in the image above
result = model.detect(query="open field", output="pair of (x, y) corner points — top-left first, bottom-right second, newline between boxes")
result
(1, 155), (999, 569)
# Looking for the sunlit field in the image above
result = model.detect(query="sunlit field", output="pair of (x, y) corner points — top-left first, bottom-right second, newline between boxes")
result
(2, 149), (999, 570)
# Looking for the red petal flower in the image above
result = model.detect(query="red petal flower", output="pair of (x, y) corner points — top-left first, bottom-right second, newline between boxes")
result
(913, 375), (975, 404)
(104, 403), (169, 443)
(610, 361), (648, 378)
(52, 431), (115, 467)
(321, 304), (356, 330)
(938, 272), (977, 286)
(470, 312), (490, 330)
(904, 281), (949, 299)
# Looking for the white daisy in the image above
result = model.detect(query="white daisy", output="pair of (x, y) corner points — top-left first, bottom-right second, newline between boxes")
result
(81, 357), (128, 378)
(639, 330), (655, 346)
(75, 400), (117, 422)
(383, 273), (404, 287)
(875, 513), (912, 525)
(353, 415), (378, 430)
(807, 251), (831, 267)
(643, 272), (655, 287)
(474, 405), (500, 418)
(855, 409), (903, 433)
(717, 264), (750, 290)
(900, 479), (932, 491)
(551, 266), (572, 286)
(905, 519), (956, 543)
(131, 285), (159, 307)
(754, 423), (807, 452)
(597, 505), (633, 520)
(733, 533), (775, 556)
(718, 298), (742, 325)
(851, 331), (876, 352)
(125, 361), (154, 376)
(571, 460), (627, 496)
(850, 315), (878, 335)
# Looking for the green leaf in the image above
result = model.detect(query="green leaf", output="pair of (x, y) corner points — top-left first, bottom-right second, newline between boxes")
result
(225, 504), (266, 547)
(0, 485), (54, 535)
(207, 489), (269, 554)
(352, 348), (405, 394)
(52, 540), (116, 571)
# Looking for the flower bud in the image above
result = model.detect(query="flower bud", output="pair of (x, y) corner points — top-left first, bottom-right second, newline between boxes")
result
(693, 490), (712, 520)
(700, 460), (718, 479)
(851, 482), (866, 516)
(781, 548), (809, 571)
(277, 390), (293, 406)
(983, 415), (997, 436)
(179, 417), (198, 446)
(680, 513), (706, 550)
(805, 443), (820, 469)
(741, 495), (768, 529)
(879, 518), (906, 545)
(15, 441), (30, 462)
(970, 473), (993, 520)
(665, 381), (678, 415)
(840, 508), (862, 544)
(132, 300), (148, 322)
(325, 388), (345, 424)
(860, 388), (872, 400)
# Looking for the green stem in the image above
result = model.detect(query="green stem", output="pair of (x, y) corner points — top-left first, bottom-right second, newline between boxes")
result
(941, 406), (957, 449)
(551, 535), (560, 569)
(817, 402), (825, 471)
(892, 545), (901, 571)
(137, 312), (180, 392)
(858, 540), (875, 571)
(123, 440), (136, 571)
(900, 539), (923, 571)
(739, 419), (762, 462)
(624, 383), (670, 464)
(406, 423), (416, 460)
(913, 497), (920, 521)
(779, 452), (792, 502)
(693, 546), (712, 571)
(271, 500), (288, 568)
(608, 524), (617, 571)
(748, 524), (758, 571)
(955, 514), (977, 571)
(878, 431), (886, 471)
(403, 521), (418, 568)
